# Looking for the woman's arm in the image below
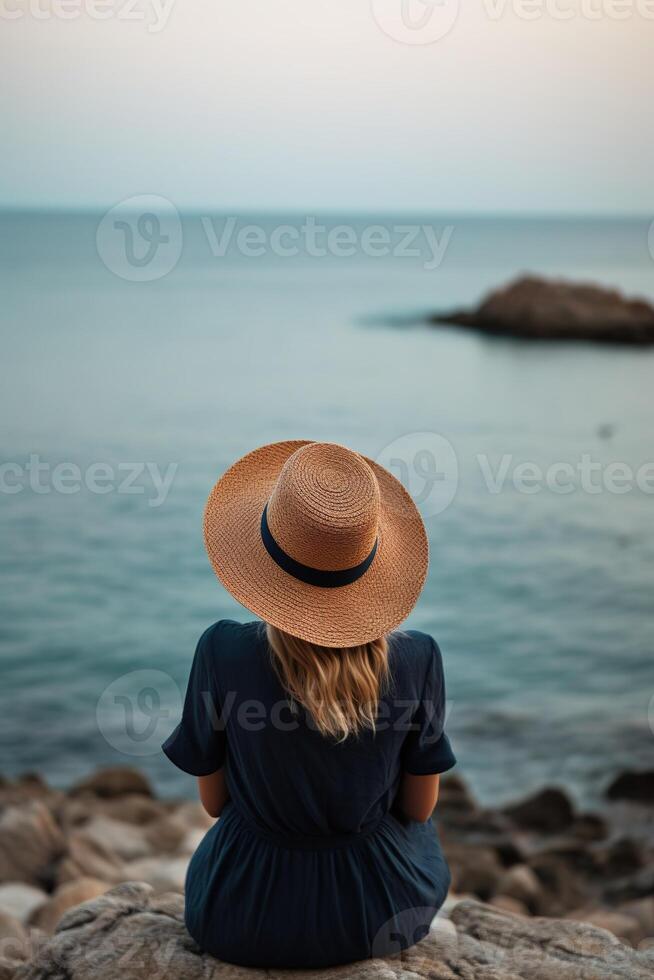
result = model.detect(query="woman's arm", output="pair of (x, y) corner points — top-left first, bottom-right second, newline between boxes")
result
(397, 772), (440, 823)
(197, 769), (229, 818)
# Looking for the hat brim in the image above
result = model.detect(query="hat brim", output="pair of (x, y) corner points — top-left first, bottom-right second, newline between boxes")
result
(203, 440), (428, 647)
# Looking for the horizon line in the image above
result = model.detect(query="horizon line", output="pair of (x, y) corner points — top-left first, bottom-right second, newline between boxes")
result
(0, 205), (650, 222)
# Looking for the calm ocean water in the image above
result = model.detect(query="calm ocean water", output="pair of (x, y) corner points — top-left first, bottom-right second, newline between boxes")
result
(1, 211), (653, 807)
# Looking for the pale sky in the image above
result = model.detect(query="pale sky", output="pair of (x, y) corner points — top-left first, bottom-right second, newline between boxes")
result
(1, 0), (652, 213)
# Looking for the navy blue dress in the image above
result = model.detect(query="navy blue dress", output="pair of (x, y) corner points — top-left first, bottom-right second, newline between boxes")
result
(162, 619), (455, 969)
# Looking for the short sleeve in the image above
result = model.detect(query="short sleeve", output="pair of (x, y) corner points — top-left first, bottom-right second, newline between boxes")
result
(402, 636), (456, 776)
(162, 625), (227, 776)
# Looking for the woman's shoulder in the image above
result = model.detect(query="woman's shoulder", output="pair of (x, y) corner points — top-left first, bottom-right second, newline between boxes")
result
(195, 618), (264, 666)
(390, 627), (440, 654)
(388, 628), (443, 682)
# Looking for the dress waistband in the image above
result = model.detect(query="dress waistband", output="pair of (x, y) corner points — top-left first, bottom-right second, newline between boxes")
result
(223, 801), (388, 851)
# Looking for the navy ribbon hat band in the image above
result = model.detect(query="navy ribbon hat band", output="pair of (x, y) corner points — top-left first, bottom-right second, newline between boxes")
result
(260, 503), (378, 589)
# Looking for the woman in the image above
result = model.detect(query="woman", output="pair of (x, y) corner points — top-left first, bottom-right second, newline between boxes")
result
(162, 440), (456, 969)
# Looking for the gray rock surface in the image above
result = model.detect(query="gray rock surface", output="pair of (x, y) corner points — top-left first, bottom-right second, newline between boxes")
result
(8, 882), (654, 980)
(1, 769), (652, 973)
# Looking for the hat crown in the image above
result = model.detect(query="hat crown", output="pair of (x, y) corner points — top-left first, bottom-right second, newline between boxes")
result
(266, 443), (380, 572)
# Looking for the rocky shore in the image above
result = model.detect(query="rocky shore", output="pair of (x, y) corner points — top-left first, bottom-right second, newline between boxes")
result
(431, 276), (654, 344)
(1, 767), (653, 978)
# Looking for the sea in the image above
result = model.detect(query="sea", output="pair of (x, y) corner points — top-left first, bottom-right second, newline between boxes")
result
(1, 210), (653, 808)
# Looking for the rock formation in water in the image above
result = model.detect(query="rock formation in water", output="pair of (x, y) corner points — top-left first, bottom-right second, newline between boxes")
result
(432, 276), (654, 344)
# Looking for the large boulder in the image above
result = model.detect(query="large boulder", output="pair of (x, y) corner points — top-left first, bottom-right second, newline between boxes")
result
(606, 771), (654, 804)
(68, 768), (153, 800)
(444, 842), (503, 901)
(495, 864), (543, 913)
(74, 816), (153, 862)
(432, 276), (654, 344)
(30, 878), (109, 935)
(0, 803), (65, 888)
(55, 828), (126, 886)
(436, 774), (479, 819)
(121, 856), (189, 894)
(527, 852), (587, 916)
(59, 793), (166, 832)
(11, 882), (654, 980)
(0, 776), (59, 811)
(503, 787), (575, 835)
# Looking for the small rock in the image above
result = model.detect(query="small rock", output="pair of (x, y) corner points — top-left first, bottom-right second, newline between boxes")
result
(492, 834), (526, 868)
(58, 794), (167, 835)
(121, 856), (189, 893)
(68, 768), (153, 800)
(528, 853), (587, 916)
(0, 956), (23, 980)
(0, 886), (46, 926)
(438, 774), (478, 815)
(101, 795), (166, 825)
(31, 879), (109, 934)
(489, 894), (528, 916)
(0, 912), (28, 948)
(179, 828), (206, 855)
(567, 908), (643, 947)
(600, 837), (645, 877)
(143, 814), (187, 854)
(0, 803), (65, 888)
(607, 771), (654, 804)
(495, 864), (543, 912)
(605, 867), (654, 904)
(55, 881), (153, 934)
(619, 897), (654, 940)
(58, 829), (126, 885)
(535, 840), (600, 877)
(571, 812), (609, 842)
(503, 787), (575, 834)
(170, 800), (215, 832)
(76, 817), (151, 862)
(445, 843), (503, 901)
(0, 776), (57, 811)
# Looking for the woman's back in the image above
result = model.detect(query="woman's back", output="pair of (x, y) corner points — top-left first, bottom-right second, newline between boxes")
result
(163, 618), (455, 968)
(166, 619), (453, 836)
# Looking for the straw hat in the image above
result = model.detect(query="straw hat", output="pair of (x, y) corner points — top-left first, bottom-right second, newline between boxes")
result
(203, 440), (428, 647)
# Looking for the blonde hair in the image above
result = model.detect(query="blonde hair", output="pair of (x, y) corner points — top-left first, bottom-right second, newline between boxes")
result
(266, 624), (389, 740)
